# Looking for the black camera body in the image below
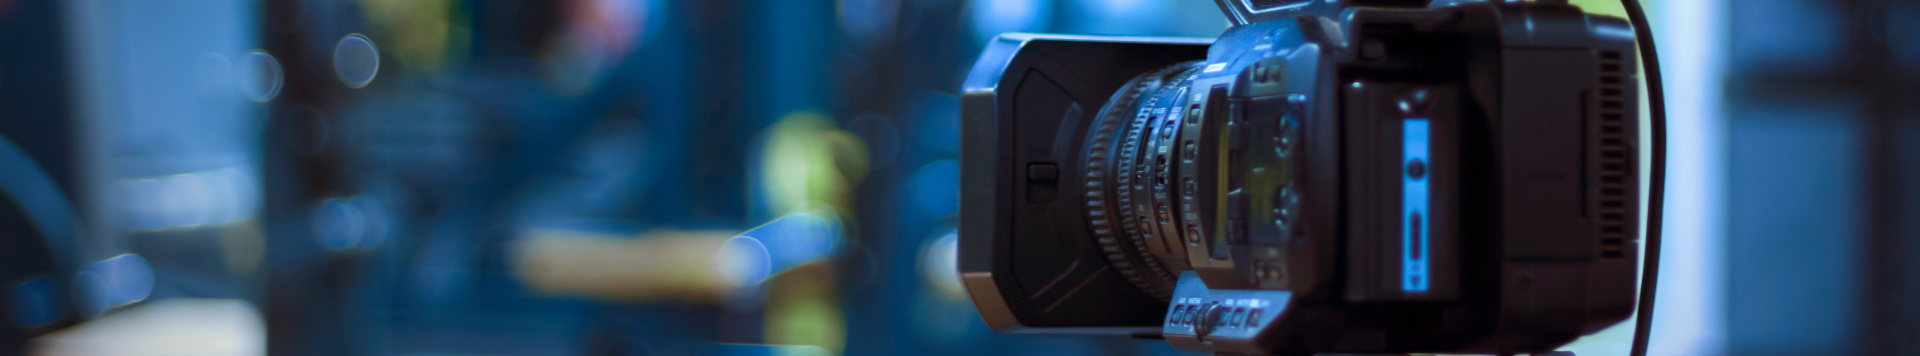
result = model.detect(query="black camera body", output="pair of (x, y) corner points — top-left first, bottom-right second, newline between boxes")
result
(958, 0), (1644, 354)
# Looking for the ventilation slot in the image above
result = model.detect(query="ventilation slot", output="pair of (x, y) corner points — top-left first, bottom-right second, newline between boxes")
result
(1593, 50), (1632, 260)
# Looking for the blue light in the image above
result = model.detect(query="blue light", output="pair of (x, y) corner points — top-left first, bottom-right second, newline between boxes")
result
(0, 135), (78, 269)
(1647, 0), (1730, 353)
(313, 198), (366, 251)
(70, 254), (155, 317)
(838, 0), (901, 44)
(9, 277), (61, 329)
(333, 34), (379, 88)
(911, 94), (960, 152)
(1403, 119), (1429, 293)
(71, 271), (110, 318)
(968, 0), (1053, 44)
(740, 210), (843, 279)
(718, 236), (773, 287)
(238, 50), (282, 102)
(906, 160), (960, 217)
(100, 254), (154, 306)
(1066, 0), (1170, 35)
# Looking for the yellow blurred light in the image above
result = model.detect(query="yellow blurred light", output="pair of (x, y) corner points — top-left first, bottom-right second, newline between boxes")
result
(512, 229), (749, 303)
(763, 264), (846, 354)
(356, 0), (470, 72)
(759, 112), (870, 217)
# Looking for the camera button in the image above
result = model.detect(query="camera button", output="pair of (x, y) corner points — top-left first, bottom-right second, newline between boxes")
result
(1194, 303), (1225, 337)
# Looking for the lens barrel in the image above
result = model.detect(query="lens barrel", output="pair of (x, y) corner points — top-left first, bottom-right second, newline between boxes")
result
(1081, 61), (1204, 300)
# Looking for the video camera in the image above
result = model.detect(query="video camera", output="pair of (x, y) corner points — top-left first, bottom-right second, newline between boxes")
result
(957, 0), (1660, 354)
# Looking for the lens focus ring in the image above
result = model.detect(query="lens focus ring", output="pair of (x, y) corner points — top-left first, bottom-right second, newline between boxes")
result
(1083, 62), (1202, 300)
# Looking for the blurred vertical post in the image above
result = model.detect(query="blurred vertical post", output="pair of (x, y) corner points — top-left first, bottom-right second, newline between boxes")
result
(1852, 0), (1920, 353)
(1651, 0), (1729, 354)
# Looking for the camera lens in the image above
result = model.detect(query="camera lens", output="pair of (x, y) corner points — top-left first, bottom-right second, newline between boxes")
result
(1081, 62), (1200, 299)
(1077, 58), (1313, 300)
(1076, 57), (1309, 301)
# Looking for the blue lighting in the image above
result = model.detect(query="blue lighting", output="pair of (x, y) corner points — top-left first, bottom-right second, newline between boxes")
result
(333, 33), (380, 88)
(9, 277), (61, 329)
(1402, 119), (1429, 293)
(906, 160), (961, 216)
(72, 254), (155, 317)
(718, 235), (773, 287)
(740, 210), (844, 279)
(0, 135), (77, 269)
(968, 0), (1053, 44)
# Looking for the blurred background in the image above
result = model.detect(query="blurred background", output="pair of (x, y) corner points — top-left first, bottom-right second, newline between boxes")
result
(0, 0), (1913, 355)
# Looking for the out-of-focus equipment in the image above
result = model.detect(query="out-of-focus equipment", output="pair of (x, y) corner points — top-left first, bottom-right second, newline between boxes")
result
(0, 135), (81, 351)
(514, 209), (844, 302)
(957, 0), (1668, 354)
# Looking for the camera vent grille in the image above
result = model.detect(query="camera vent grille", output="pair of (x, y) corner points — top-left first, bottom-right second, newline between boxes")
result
(1593, 50), (1631, 260)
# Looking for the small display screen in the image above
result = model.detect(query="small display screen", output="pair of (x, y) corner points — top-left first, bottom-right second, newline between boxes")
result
(1402, 119), (1430, 293)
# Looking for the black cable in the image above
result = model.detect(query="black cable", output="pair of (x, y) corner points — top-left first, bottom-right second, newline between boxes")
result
(1620, 0), (1666, 356)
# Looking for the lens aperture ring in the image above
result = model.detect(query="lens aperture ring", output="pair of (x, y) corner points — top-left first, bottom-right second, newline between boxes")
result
(1084, 65), (1159, 298)
(1129, 70), (1198, 276)
(1140, 79), (1191, 264)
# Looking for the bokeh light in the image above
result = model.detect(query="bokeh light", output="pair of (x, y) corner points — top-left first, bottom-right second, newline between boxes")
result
(717, 235), (773, 287)
(71, 254), (154, 318)
(918, 231), (962, 298)
(99, 255), (154, 308)
(237, 50), (282, 102)
(904, 160), (959, 217)
(745, 209), (846, 277)
(1070, 0), (1164, 30)
(838, 0), (901, 45)
(968, 0), (1053, 44)
(9, 277), (60, 329)
(116, 168), (260, 232)
(311, 198), (365, 251)
(333, 33), (380, 88)
(756, 112), (871, 217)
(311, 197), (387, 251)
(70, 270), (109, 318)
